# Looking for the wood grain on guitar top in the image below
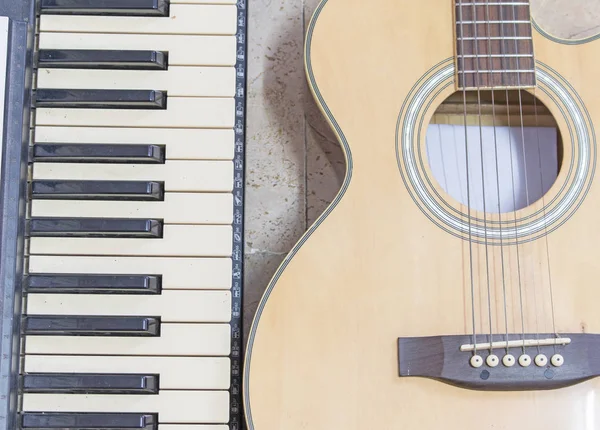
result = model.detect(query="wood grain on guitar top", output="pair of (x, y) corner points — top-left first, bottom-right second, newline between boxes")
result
(244, 0), (600, 429)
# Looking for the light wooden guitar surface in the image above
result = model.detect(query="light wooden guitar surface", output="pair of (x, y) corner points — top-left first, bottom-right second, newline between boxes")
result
(244, 1), (600, 428)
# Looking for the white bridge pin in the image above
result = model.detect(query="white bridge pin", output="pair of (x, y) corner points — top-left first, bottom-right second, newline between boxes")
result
(470, 355), (483, 368)
(519, 354), (532, 367)
(535, 354), (548, 367)
(551, 354), (564, 367)
(486, 354), (499, 367)
(502, 354), (516, 367)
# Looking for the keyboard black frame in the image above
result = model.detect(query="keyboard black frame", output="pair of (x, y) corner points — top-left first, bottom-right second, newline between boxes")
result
(0, 0), (249, 428)
(0, 2), (36, 430)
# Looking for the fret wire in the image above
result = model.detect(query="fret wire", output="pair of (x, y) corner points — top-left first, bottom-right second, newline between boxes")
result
(456, 2), (529, 6)
(458, 69), (535, 73)
(457, 36), (531, 40)
(458, 20), (530, 24)
(457, 54), (533, 57)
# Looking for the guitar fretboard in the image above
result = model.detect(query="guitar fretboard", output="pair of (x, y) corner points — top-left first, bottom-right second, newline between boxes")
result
(455, 0), (535, 89)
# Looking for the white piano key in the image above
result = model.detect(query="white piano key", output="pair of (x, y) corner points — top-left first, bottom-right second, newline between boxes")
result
(22, 391), (229, 423)
(31, 193), (233, 224)
(35, 127), (235, 160)
(36, 97), (235, 128)
(39, 33), (236, 66)
(29, 225), (232, 257)
(25, 323), (231, 355)
(40, 4), (238, 35)
(24, 355), (230, 389)
(27, 290), (232, 323)
(37, 67), (236, 98)
(28, 256), (232, 290)
(33, 161), (233, 192)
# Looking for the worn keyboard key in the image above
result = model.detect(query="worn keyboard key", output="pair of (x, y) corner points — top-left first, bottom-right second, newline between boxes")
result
(36, 97), (233, 128)
(40, 4), (237, 35)
(33, 161), (233, 193)
(23, 316), (160, 336)
(32, 193), (233, 225)
(39, 33), (236, 67)
(29, 225), (232, 257)
(37, 67), (235, 97)
(22, 412), (157, 429)
(32, 144), (165, 163)
(27, 290), (232, 323)
(31, 180), (165, 201)
(25, 356), (230, 390)
(22, 391), (229, 424)
(25, 323), (230, 355)
(37, 49), (168, 70)
(35, 127), (235, 161)
(28, 218), (163, 238)
(35, 89), (167, 109)
(28, 256), (232, 290)
(25, 274), (162, 294)
(39, 0), (169, 17)
(23, 373), (159, 394)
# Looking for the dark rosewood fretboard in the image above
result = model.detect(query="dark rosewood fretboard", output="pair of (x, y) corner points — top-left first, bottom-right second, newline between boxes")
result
(455, 0), (535, 89)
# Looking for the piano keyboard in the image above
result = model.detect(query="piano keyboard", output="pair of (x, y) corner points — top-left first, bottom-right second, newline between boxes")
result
(0, 0), (247, 429)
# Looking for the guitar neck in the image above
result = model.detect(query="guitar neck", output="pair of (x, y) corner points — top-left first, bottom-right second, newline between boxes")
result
(454, 0), (535, 89)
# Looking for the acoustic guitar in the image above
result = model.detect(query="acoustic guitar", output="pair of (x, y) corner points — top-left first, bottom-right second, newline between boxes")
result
(244, 0), (600, 428)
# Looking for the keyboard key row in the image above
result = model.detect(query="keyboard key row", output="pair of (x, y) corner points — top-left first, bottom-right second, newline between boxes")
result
(27, 256), (232, 289)
(28, 224), (232, 256)
(32, 161), (233, 192)
(24, 355), (230, 389)
(40, 33), (236, 66)
(22, 391), (229, 424)
(22, 413), (228, 430)
(36, 97), (234, 128)
(32, 194), (233, 224)
(25, 323), (230, 355)
(40, 4), (237, 35)
(27, 290), (232, 322)
(37, 67), (236, 97)
(34, 127), (235, 160)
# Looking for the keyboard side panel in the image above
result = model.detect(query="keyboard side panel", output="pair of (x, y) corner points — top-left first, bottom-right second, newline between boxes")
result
(0, 3), (36, 430)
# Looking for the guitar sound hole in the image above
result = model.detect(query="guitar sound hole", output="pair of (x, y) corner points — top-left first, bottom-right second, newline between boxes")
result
(426, 90), (562, 214)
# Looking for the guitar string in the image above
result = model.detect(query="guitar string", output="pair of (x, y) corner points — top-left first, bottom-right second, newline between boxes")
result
(512, 0), (542, 353)
(471, 0), (494, 353)
(532, 88), (559, 353)
(528, 2), (559, 349)
(485, 0), (510, 353)
(458, 0), (478, 356)
(500, 1), (527, 353)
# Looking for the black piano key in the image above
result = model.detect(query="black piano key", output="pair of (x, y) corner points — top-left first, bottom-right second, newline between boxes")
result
(31, 180), (164, 201)
(25, 274), (162, 294)
(22, 412), (157, 429)
(28, 218), (163, 238)
(33, 143), (165, 163)
(23, 316), (160, 336)
(40, 0), (169, 17)
(35, 89), (167, 109)
(38, 50), (168, 70)
(23, 373), (159, 394)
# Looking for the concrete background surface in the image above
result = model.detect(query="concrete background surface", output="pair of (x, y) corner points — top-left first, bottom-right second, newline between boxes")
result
(243, 0), (600, 339)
